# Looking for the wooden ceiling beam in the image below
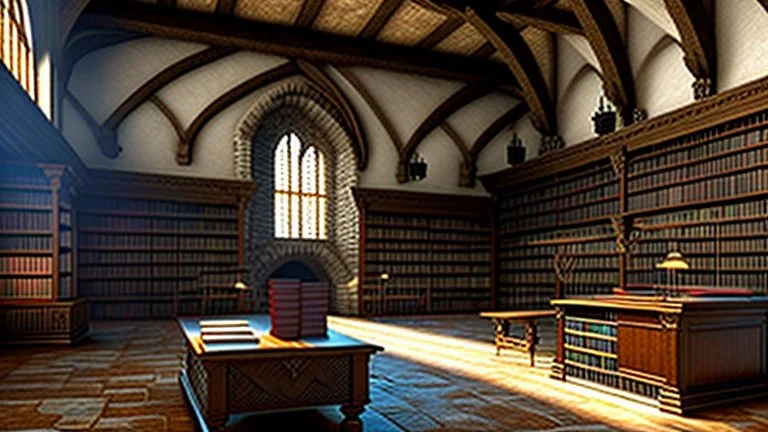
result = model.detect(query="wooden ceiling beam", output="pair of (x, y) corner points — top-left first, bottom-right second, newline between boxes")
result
(418, 16), (464, 49)
(103, 46), (238, 132)
(79, 0), (520, 92)
(439, 122), (476, 187)
(179, 62), (299, 165)
(664, 0), (716, 98)
(149, 95), (185, 140)
(359, 0), (404, 39)
(295, 0), (326, 28)
(497, 9), (583, 35)
(759, 0), (768, 13)
(62, 32), (141, 86)
(399, 83), (493, 183)
(571, 0), (636, 124)
(215, 0), (237, 15)
(464, 6), (556, 136)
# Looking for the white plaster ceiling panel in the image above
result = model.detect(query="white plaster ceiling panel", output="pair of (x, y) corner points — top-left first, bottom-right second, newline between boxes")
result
(627, 5), (669, 76)
(61, 98), (100, 164)
(557, 33), (590, 101)
(108, 102), (182, 173)
(445, 93), (520, 148)
(557, 68), (602, 146)
(157, 51), (288, 129)
(635, 40), (692, 117)
(625, 0), (681, 42)
(68, 37), (207, 124)
(235, 0), (304, 26)
(433, 22), (486, 56)
(521, 27), (554, 97)
(716, 0), (768, 90)
(347, 66), (463, 143)
(176, 0), (217, 13)
(313, 0), (385, 37)
(376, 1), (447, 47)
(561, 33), (602, 73)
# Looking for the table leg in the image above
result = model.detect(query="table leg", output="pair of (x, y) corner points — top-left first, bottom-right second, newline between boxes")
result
(206, 415), (228, 432)
(526, 320), (538, 367)
(340, 404), (365, 432)
(494, 319), (509, 356)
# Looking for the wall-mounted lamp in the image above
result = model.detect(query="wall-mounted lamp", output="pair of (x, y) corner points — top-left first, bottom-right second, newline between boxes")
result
(409, 152), (427, 181)
(507, 131), (525, 165)
(592, 96), (617, 135)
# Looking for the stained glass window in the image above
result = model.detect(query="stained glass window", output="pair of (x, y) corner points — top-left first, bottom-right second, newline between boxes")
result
(274, 133), (327, 240)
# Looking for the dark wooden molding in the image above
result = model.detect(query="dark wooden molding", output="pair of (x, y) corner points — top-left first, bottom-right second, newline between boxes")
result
(358, 0), (404, 39)
(758, 0), (768, 13)
(62, 32), (141, 86)
(498, 8), (583, 35)
(178, 62), (299, 165)
(215, 0), (237, 15)
(64, 90), (100, 136)
(352, 187), (492, 219)
(295, 60), (368, 169)
(399, 83), (493, 183)
(335, 68), (404, 153)
(418, 16), (464, 49)
(103, 47), (238, 131)
(664, 0), (716, 94)
(571, 0), (635, 124)
(295, 0), (326, 28)
(149, 95), (185, 140)
(472, 41), (496, 59)
(465, 6), (556, 136)
(157, 0), (176, 7)
(78, 0), (517, 89)
(83, 169), (257, 205)
(480, 75), (768, 192)
(470, 102), (529, 161)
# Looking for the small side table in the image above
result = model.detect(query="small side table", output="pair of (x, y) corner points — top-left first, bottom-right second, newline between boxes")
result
(480, 310), (556, 366)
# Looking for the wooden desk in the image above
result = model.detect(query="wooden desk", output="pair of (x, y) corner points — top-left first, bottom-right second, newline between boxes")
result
(178, 315), (383, 431)
(551, 296), (768, 414)
(480, 310), (556, 366)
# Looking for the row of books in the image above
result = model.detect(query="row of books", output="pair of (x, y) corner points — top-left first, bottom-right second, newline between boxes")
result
(79, 215), (237, 232)
(364, 251), (490, 262)
(60, 211), (72, 227)
(627, 273), (719, 285)
(365, 241), (489, 252)
(79, 197), (238, 218)
(565, 364), (619, 388)
(566, 316), (617, 335)
(629, 147), (767, 193)
(501, 182), (619, 219)
(0, 256), (52, 273)
(0, 190), (53, 207)
(720, 239), (767, 253)
(0, 211), (51, 230)
(79, 280), (183, 297)
(565, 333), (616, 354)
(0, 278), (52, 298)
(500, 213), (557, 232)
(639, 201), (767, 225)
(499, 286), (555, 310)
(499, 168), (615, 208)
(630, 128), (767, 176)
(59, 275), (73, 299)
(59, 253), (72, 273)
(431, 276), (491, 290)
(0, 235), (52, 250)
(60, 231), (72, 248)
(365, 263), (489, 275)
(500, 273), (555, 284)
(565, 350), (617, 370)
(500, 258), (553, 271)
(634, 240), (715, 254)
(628, 169), (768, 210)
(563, 272), (618, 284)
(79, 234), (238, 250)
(79, 251), (239, 264)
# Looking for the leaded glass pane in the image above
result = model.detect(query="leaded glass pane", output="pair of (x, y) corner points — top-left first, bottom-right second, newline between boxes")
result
(302, 147), (317, 194)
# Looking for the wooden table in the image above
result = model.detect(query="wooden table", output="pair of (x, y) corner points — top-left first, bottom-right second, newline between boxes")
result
(178, 315), (383, 431)
(480, 310), (556, 366)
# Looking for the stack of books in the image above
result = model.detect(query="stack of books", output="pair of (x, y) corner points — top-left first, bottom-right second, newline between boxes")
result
(269, 279), (329, 339)
(199, 319), (259, 349)
(269, 279), (301, 339)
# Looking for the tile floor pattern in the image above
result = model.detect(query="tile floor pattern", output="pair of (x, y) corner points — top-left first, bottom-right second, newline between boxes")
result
(0, 316), (766, 431)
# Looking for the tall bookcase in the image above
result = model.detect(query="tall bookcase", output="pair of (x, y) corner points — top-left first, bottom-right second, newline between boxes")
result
(354, 188), (492, 316)
(76, 170), (256, 319)
(481, 76), (768, 308)
(0, 162), (88, 344)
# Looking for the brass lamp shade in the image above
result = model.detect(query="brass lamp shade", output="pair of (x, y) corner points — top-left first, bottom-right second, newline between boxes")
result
(233, 281), (248, 290)
(656, 251), (690, 270)
(379, 272), (390, 281)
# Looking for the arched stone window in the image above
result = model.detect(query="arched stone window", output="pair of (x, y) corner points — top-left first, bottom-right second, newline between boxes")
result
(273, 132), (327, 240)
(1, 0), (35, 100)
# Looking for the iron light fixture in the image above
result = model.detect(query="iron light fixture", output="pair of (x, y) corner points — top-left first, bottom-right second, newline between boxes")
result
(592, 96), (617, 135)
(507, 131), (525, 165)
(409, 152), (427, 181)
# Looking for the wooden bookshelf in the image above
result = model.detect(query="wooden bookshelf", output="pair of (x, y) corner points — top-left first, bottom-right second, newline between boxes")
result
(0, 162), (88, 344)
(76, 170), (256, 319)
(354, 188), (492, 316)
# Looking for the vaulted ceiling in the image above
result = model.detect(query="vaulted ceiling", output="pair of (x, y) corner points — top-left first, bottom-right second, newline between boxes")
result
(61, 0), (723, 185)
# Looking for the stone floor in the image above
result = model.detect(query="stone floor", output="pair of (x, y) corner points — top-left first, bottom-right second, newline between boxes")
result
(0, 315), (767, 431)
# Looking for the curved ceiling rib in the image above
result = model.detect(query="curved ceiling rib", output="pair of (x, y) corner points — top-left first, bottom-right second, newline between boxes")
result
(760, 0), (768, 13)
(103, 46), (239, 132)
(296, 60), (368, 169)
(497, 8), (583, 35)
(571, 0), (636, 124)
(335, 68), (404, 153)
(470, 102), (529, 162)
(178, 62), (299, 165)
(64, 90), (100, 139)
(439, 122), (475, 187)
(399, 83), (492, 183)
(62, 32), (141, 86)
(464, 6), (556, 137)
(215, 0), (237, 16)
(664, 0), (716, 97)
(149, 95), (185, 140)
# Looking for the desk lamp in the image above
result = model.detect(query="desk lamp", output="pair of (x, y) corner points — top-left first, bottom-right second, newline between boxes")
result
(656, 250), (689, 298)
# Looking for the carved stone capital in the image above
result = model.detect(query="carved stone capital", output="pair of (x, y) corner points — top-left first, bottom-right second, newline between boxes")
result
(632, 108), (648, 122)
(98, 127), (122, 159)
(539, 135), (564, 155)
(693, 77), (714, 100)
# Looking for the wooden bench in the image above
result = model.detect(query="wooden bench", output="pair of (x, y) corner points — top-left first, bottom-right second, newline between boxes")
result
(480, 310), (556, 366)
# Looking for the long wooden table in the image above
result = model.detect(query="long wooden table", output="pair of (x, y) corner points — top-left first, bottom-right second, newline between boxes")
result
(551, 296), (768, 414)
(178, 315), (383, 431)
